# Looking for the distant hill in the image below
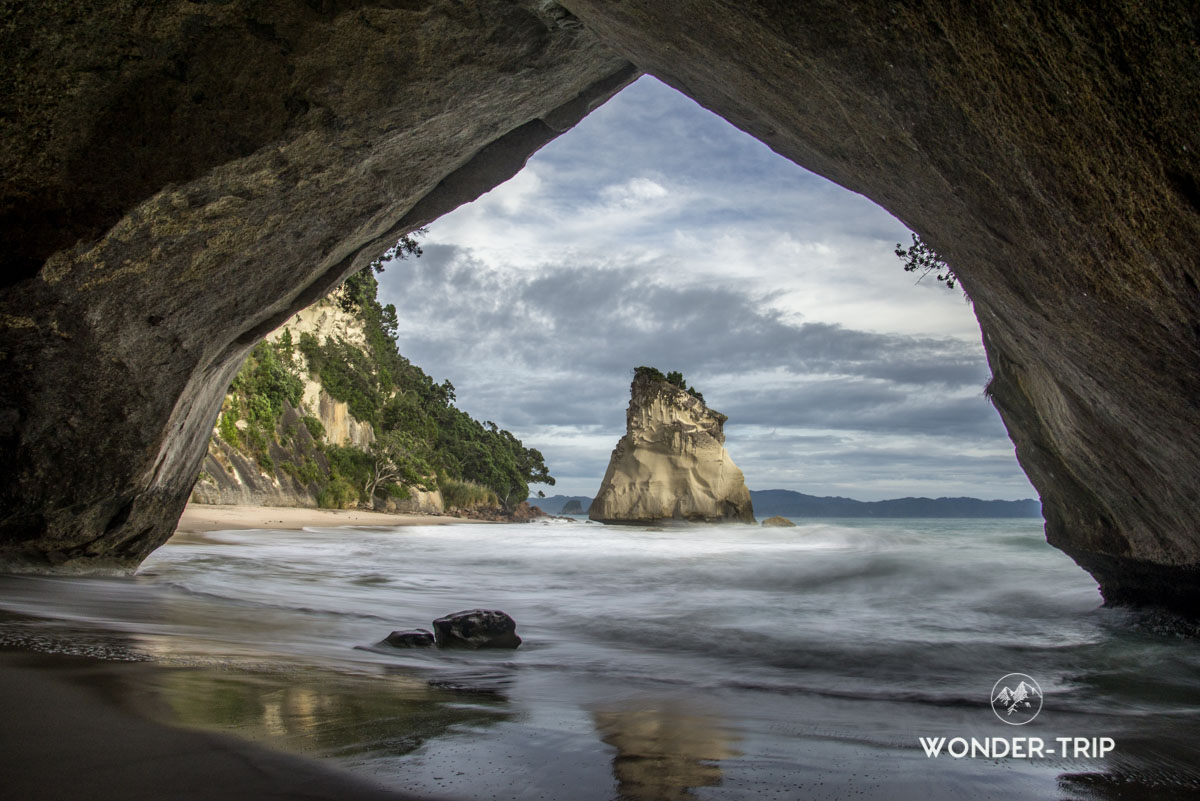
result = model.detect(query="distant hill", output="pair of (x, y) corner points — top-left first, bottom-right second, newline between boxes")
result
(534, 495), (593, 515)
(749, 489), (1042, 519)
(534, 491), (1040, 519)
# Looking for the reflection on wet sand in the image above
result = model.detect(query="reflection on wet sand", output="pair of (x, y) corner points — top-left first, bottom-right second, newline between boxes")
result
(592, 699), (741, 800)
(148, 665), (512, 760)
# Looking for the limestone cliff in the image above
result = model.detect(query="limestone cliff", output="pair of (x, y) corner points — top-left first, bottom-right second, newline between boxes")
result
(268, 299), (376, 452)
(590, 373), (754, 525)
(192, 400), (328, 508)
(193, 291), (439, 513)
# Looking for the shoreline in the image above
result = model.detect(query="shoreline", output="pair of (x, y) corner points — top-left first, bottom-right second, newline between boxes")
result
(174, 501), (488, 536)
(0, 648), (421, 801)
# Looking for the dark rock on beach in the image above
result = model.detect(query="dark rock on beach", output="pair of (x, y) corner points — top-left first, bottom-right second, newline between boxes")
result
(383, 629), (435, 648)
(455, 502), (546, 523)
(761, 516), (797, 528)
(432, 610), (522, 650)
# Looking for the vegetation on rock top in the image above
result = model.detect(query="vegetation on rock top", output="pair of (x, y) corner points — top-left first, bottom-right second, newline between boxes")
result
(633, 365), (705, 403)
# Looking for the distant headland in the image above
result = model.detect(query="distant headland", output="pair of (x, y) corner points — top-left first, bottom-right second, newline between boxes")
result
(540, 490), (1041, 519)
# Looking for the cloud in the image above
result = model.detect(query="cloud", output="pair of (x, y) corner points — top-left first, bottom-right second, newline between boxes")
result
(599, 176), (670, 208)
(376, 76), (1035, 501)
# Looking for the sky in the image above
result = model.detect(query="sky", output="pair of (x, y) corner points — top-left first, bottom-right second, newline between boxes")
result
(376, 76), (1037, 502)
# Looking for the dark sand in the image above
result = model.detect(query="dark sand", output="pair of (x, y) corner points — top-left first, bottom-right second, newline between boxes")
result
(0, 648), (419, 801)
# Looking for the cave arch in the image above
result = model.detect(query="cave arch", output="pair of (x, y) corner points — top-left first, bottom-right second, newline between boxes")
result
(1, 1), (1198, 612)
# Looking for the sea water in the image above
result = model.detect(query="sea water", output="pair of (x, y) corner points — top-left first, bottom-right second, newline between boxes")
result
(2, 518), (1200, 800)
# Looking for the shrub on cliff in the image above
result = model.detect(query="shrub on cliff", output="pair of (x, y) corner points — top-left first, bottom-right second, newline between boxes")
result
(217, 339), (305, 469)
(633, 366), (705, 403)
(231, 340), (304, 419)
(895, 232), (959, 290)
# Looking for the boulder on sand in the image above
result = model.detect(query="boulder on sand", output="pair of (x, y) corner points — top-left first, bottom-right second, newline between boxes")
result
(432, 609), (522, 649)
(383, 629), (435, 648)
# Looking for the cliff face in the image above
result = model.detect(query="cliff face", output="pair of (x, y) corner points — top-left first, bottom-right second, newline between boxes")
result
(192, 400), (327, 508)
(269, 299), (375, 452)
(194, 292), (441, 513)
(590, 376), (754, 525)
(3, 2), (1200, 611)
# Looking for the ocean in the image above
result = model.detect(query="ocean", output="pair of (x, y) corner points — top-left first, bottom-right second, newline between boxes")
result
(2, 517), (1199, 800)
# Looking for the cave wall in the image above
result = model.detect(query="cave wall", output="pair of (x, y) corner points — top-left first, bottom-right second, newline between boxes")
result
(557, 0), (1200, 612)
(3, 1), (1199, 610)
(0, 0), (635, 569)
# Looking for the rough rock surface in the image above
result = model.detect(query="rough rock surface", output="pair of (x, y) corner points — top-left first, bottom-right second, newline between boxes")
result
(269, 298), (375, 449)
(3, 2), (1200, 611)
(191, 401), (326, 508)
(555, 2), (1200, 612)
(453, 501), (544, 522)
(761, 516), (797, 528)
(382, 489), (445, 517)
(590, 374), (754, 525)
(432, 609), (522, 649)
(0, 1), (633, 572)
(383, 629), (435, 648)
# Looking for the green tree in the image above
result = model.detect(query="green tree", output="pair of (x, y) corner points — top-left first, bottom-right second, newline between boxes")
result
(340, 229), (426, 314)
(363, 431), (433, 510)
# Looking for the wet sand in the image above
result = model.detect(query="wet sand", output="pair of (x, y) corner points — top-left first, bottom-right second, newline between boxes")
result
(175, 502), (487, 536)
(0, 648), (421, 801)
(0, 504), (489, 801)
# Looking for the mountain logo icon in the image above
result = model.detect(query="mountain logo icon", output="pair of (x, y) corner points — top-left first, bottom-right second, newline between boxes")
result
(990, 673), (1043, 725)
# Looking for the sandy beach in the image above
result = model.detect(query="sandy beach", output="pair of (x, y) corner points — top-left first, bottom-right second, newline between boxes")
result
(1, 504), (483, 801)
(0, 648), (419, 801)
(175, 502), (484, 536)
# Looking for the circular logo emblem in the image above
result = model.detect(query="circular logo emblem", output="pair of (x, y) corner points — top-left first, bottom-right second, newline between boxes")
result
(991, 673), (1043, 725)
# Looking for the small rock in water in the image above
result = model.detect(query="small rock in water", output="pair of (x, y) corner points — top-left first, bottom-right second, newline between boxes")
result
(761, 515), (797, 527)
(432, 609), (521, 649)
(384, 628), (435, 648)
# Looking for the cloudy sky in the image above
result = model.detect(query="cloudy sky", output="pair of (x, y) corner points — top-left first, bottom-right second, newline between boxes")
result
(377, 76), (1036, 502)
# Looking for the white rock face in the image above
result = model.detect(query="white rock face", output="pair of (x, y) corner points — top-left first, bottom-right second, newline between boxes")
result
(269, 292), (376, 450)
(269, 295), (367, 350)
(301, 380), (376, 450)
(590, 374), (754, 524)
(386, 487), (445, 516)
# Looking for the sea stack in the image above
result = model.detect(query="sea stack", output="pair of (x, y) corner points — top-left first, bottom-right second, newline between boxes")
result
(590, 369), (755, 525)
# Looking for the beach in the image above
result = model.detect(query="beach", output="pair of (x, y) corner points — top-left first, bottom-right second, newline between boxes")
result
(0, 503), (475, 801)
(175, 501), (486, 535)
(3, 515), (1200, 800)
(0, 648), (417, 801)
